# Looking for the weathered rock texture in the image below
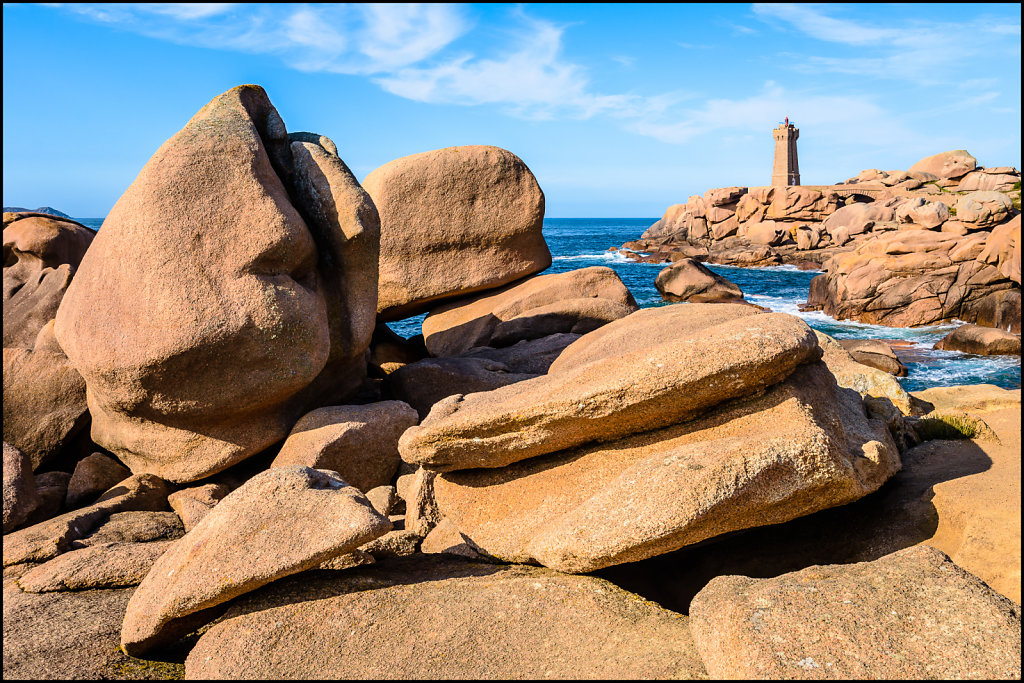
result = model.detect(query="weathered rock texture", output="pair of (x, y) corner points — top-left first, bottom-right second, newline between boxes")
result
(2, 338), (89, 470)
(121, 466), (390, 656)
(3, 442), (39, 532)
(837, 338), (908, 376)
(74, 510), (184, 547)
(2, 212), (94, 349)
(19, 540), (177, 592)
(401, 311), (821, 471)
(54, 85), (380, 483)
(654, 258), (745, 303)
(935, 323), (1021, 355)
(433, 362), (899, 573)
(185, 556), (707, 680)
(421, 266), (636, 357)
(65, 453), (132, 509)
(689, 546), (1021, 680)
(271, 401), (419, 492)
(627, 151), (1020, 332)
(3, 474), (170, 567)
(3, 582), (183, 680)
(364, 145), (550, 321)
(167, 483), (230, 532)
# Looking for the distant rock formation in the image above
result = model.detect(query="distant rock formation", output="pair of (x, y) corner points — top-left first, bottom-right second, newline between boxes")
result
(626, 150), (1021, 331)
(2, 206), (73, 219)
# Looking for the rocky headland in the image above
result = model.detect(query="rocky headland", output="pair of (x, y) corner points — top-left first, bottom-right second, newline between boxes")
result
(3, 86), (1021, 679)
(622, 149), (1021, 339)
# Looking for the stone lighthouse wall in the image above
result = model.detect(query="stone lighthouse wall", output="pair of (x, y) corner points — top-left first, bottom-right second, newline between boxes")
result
(772, 123), (800, 186)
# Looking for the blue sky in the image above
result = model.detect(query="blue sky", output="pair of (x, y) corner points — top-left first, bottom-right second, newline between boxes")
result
(3, 3), (1021, 217)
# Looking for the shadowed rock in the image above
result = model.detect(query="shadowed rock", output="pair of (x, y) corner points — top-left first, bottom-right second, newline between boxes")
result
(271, 402), (418, 492)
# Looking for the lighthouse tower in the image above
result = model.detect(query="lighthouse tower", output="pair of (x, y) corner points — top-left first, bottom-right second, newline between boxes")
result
(772, 117), (800, 186)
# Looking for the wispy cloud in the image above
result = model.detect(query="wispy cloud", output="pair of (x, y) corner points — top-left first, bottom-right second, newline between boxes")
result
(625, 81), (912, 146)
(753, 3), (1021, 84)
(35, 3), (985, 151)
(53, 3), (469, 75)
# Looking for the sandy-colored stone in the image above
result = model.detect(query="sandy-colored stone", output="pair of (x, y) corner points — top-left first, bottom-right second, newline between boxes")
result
(908, 149), (977, 179)
(359, 529), (420, 559)
(3, 473), (170, 567)
(401, 312), (820, 472)
(54, 85), (379, 484)
(167, 484), (230, 532)
(956, 190), (1012, 228)
(185, 556), (707, 680)
(364, 145), (550, 321)
(689, 546), (1020, 680)
(387, 356), (539, 420)
(364, 485), (399, 517)
(3, 442), (38, 533)
(837, 338), (909, 376)
(120, 466), (391, 656)
(911, 383), (1021, 414)
(935, 323), (1021, 355)
(396, 466), (440, 538)
(434, 362), (899, 573)
(421, 266), (636, 357)
(3, 582), (182, 680)
(271, 402), (418, 492)
(816, 332), (914, 414)
(457, 332), (579, 374)
(65, 452), (131, 509)
(19, 540), (177, 592)
(74, 510), (184, 547)
(549, 303), (761, 374)
(2, 345), (89, 471)
(3, 213), (94, 349)
(654, 258), (745, 303)
(978, 215), (1021, 286)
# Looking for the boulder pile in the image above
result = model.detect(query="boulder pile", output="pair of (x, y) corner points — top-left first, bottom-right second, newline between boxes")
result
(625, 150), (1021, 332)
(3, 87), (1021, 680)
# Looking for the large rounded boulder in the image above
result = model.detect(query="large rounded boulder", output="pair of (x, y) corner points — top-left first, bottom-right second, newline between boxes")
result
(54, 85), (380, 483)
(363, 145), (550, 321)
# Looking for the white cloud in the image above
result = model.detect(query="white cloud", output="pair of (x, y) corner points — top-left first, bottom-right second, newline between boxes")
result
(56, 3), (469, 75)
(625, 82), (913, 147)
(753, 4), (1021, 84)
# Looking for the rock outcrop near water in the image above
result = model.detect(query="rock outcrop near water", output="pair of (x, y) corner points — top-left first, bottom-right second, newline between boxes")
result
(3, 86), (1021, 680)
(629, 151), (1021, 332)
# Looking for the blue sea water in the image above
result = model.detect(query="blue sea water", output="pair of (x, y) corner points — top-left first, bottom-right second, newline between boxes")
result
(76, 216), (1019, 391)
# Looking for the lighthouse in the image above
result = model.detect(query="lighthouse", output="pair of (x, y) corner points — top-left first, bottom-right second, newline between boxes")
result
(772, 117), (800, 186)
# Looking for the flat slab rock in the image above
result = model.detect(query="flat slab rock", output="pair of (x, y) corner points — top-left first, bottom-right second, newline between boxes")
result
(185, 555), (707, 680)
(400, 311), (820, 471)
(19, 540), (176, 593)
(689, 545), (1021, 680)
(433, 362), (899, 573)
(3, 581), (183, 680)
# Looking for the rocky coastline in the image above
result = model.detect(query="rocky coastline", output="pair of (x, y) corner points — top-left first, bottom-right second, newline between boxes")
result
(3, 86), (1022, 679)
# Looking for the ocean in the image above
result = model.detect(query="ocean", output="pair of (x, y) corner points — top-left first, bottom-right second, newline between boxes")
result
(75, 216), (1020, 392)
